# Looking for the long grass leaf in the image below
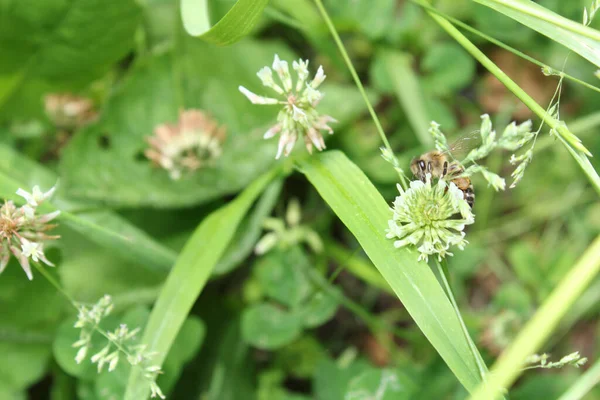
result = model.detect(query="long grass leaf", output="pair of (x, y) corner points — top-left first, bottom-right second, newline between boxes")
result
(469, 234), (600, 400)
(298, 151), (485, 393)
(472, 0), (600, 68)
(124, 167), (278, 399)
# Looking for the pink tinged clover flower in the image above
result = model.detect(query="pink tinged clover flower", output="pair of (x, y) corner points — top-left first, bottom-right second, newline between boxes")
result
(1, 185), (60, 280)
(386, 174), (474, 262)
(239, 54), (336, 159)
(145, 109), (226, 180)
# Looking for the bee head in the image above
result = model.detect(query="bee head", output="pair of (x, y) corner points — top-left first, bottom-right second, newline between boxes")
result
(410, 157), (427, 181)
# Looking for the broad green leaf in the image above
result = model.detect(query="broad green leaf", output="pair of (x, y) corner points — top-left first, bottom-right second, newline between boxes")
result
(422, 42), (475, 96)
(60, 36), (367, 207)
(254, 250), (313, 308)
(472, 0), (600, 68)
(275, 336), (327, 378)
(296, 290), (338, 329)
(241, 303), (303, 350)
(214, 178), (283, 276)
(298, 151), (485, 393)
(124, 168), (278, 400)
(314, 358), (373, 400)
(180, 0), (269, 45)
(0, 0), (141, 116)
(0, 263), (60, 394)
(345, 369), (415, 400)
(0, 144), (176, 273)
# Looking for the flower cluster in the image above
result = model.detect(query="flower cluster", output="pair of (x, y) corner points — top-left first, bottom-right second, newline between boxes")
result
(239, 55), (336, 159)
(255, 198), (323, 255)
(44, 93), (97, 130)
(73, 295), (165, 399)
(145, 109), (226, 180)
(386, 175), (474, 262)
(0, 185), (60, 280)
(524, 351), (587, 370)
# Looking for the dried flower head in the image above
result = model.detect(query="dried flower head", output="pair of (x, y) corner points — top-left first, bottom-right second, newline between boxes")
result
(386, 175), (474, 262)
(44, 93), (97, 130)
(239, 54), (336, 159)
(145, 109), (226, 180)
(1, 185), (60, 279)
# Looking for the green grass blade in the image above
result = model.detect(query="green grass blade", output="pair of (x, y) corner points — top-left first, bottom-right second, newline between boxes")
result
(380, 50), (433, 147)
(557, 358), (600, 400)
(180, 0), (269, 45)
(472, 0), (600, 68)
(426, 10), (600, 195)
(469, 234), (600, 400)
(124, 167), (278, 400)
(298, 151), (485, 393)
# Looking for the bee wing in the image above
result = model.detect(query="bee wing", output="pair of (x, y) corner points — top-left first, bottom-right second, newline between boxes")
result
(441, 130), (482, 161)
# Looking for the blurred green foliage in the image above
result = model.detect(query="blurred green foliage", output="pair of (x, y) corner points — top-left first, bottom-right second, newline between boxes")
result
(0, 0), (599, 398)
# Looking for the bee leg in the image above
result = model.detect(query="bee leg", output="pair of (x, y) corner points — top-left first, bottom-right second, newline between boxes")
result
(442, 161), (448, 178)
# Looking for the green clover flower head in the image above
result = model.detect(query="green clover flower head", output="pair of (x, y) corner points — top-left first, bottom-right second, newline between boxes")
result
(386, 174), (474, 262)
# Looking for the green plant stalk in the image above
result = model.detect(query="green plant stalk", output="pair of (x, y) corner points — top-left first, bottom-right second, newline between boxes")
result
(469, 234), (600, 400)
(435, 259), (488, 381)
(557, 353), (600, 400)
(426, 11), (600, 196)
(311, 0), (409, 187)
(411, 0), (600, 94)
(473, 0), (600, 42)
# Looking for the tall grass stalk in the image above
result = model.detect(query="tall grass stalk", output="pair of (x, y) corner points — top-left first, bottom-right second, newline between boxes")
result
(469, 234), (600, 400)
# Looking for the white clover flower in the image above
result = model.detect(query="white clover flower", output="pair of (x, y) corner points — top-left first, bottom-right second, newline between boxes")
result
(145, 109), (226, 180)
(386, 175), (474, 262)
(1, 184), (60, 280)
(239, 54), (336, 159)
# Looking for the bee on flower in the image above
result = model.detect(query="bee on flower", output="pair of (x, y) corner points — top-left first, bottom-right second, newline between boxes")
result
(145, 109), (226, 180)
(0, 185), (60, 279)
(239, 54), (336, 159)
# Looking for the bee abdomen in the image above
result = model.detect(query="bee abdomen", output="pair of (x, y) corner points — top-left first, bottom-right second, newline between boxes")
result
(465, 186), (475, 208)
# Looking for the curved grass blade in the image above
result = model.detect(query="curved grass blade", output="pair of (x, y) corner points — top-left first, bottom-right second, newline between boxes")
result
(180, 0), (269, 45)
(469, 234), (600, 400)
(298, 151), (485, 393)
(472, 0), (600, 68)
(124, 167), (278, 399)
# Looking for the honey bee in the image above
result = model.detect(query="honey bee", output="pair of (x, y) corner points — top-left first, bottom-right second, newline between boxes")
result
(410, 152), (474, 208)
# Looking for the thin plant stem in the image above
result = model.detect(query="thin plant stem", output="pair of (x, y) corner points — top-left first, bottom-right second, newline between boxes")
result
(435, 259), (488, 382)
(424, 10), (600, 196)
(410, 0), (600, 94)
(311, 0), (409, 189)
(468, 234), (600, 400)
(474, 0), (600, 42)
(31, 262), (145, 370)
